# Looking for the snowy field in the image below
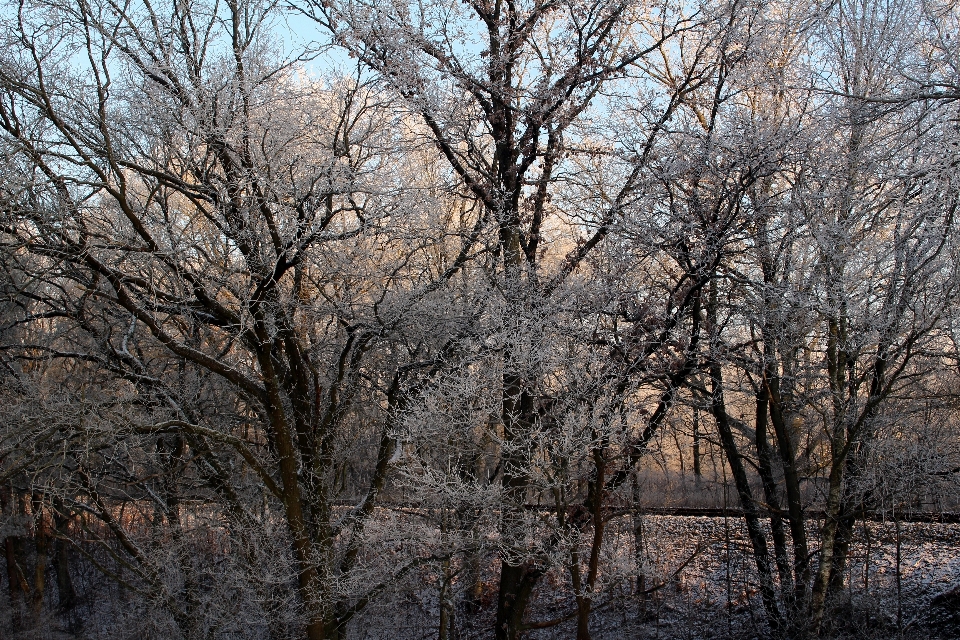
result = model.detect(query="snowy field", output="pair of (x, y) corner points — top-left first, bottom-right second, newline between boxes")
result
(4, 514), (959, 639)
(348, 515), (960, 640)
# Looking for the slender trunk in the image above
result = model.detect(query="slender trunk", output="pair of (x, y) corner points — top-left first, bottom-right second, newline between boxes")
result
(767, 372), (810, 608)
(439, 555), (451, 640)
(710, 376), (784, 635)
(568, 543), (586, 637)
(460, 450), (487, 622)
(809, 456), (844, 635)
(52, 498), (75, 612)
(895, 517), (902, 633)
(462, 531), (483, 618)
(632, 473), (648, 615)
(4, 535), (28, 627)
(575, 595), (592, 640)
(3, 488), (29, 629)
(574, 446), (608, 640)
(707, 278), (783, 635)
(692, 408), (702, 483)
(30, 493), (48, 618)
(810, 110), (868, 638)
(755, 180), (811, 616)
(755, 389), (793, 600)
(863, 521), (871, 594)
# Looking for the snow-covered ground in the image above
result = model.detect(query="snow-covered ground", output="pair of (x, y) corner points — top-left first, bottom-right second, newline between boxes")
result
(349, 515), (960, 640)
(4, 515), (958, 639)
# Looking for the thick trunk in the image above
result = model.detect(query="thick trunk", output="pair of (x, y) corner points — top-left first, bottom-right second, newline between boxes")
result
(249, 324), (327, 640)
(495, 562), (541, 640)
(54, 534), (75, 611)
(494, 277), (541, 639)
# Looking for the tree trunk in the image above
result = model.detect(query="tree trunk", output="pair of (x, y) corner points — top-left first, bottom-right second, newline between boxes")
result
(707, 278), (783, 635)
(709, 375), (784, 636)
(52, 498), (76, 611)
(495, 563), (541, 640)
(632, 474), (648, 615)
(809, 458), (844, 635)
(754, 389), (794, 601)
(30, 493), (48, 618)
(495, 297), (542, 640)
(767, 371), (811, 611)
(692, 408), (702, 483)
(4, 535), (28, 628)
(3, 488), (29, 630)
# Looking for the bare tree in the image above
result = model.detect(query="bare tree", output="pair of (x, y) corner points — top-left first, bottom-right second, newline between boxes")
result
(686, 1), (960, 636)
(294, 1), (739, 636)
(2, 1), (958, 639)
(0, 0), (488, 636)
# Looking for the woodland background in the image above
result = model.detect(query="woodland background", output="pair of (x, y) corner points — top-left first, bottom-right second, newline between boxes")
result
(2, 0), (960, 638)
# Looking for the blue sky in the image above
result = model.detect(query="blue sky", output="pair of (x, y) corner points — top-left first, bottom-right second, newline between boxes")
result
(275, 7), (354, 77)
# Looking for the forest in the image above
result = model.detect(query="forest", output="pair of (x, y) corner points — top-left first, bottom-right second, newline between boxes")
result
(1, 0), (960, 638)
